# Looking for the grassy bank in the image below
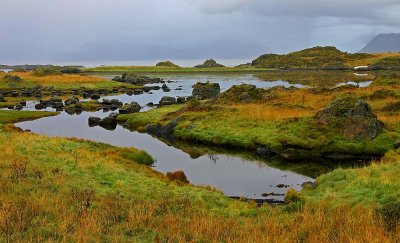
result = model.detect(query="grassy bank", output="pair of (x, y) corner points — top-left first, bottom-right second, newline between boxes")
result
(1, 110), (400, 241)
(0, 71), (136, 90)
(119, 82), (400, 159)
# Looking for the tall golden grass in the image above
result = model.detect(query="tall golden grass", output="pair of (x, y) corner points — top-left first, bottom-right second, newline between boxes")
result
(1, 72), (105, 84)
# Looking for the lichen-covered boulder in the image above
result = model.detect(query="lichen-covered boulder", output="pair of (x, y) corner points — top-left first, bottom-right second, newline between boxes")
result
(316, 97), (382, 140)
(192, 82), (220, 100)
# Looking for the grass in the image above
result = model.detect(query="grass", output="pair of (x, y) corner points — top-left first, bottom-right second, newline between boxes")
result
(0, 110), (59, 125)
(0, 111), (400, 241)
(0, 71), (136, 90)
(119, 82), (400, 158)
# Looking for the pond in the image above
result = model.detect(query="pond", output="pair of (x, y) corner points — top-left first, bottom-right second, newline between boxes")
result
(14, 73), (371, 201)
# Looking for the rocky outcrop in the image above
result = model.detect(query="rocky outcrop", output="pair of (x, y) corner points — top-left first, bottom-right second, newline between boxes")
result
(156, 61), (179, 67)
(195, 59), (225, 68)
(192, 82), (220, 100)
(316, 97), (382, 140)
(119, 102), (141, 114)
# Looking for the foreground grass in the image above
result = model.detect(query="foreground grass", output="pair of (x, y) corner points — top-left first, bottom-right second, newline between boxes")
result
(1, 111), (400, 241)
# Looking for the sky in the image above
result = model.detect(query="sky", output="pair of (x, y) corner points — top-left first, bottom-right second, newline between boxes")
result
(1, 0), (400, 65)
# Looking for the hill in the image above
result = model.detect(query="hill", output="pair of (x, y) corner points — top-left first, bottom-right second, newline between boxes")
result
(360, 33), (400, 53)
(252, 46), (400, 70)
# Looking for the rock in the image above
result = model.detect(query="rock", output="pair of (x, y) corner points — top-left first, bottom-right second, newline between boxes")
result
(192, 82), (220, 100)
(88, 117), (101, 127)
(316, 97), (382, 140)
(99, 114), (117, 130)
(195, 59), (225, 68)
(0, 94), (5, 102)
(147, 102), (154, 107)
(159, 96), (176, 106)
(35, 103), (45, 110)
(160, 118), (179, 139)
(64, 96), (79, 106)
(90, 94), (100, 100)
(53, 102), (64, 108)
(276, 184), (289, 188)
(177, 97), (187, 103)
(119, 102), (141, 114)
(162, 84), (171, 92)
(14, 104), (23, 110)
(146, 124), (162, 136)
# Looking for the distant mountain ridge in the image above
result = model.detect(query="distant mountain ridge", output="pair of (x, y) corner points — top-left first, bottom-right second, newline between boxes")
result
(360, 33), (400, 53)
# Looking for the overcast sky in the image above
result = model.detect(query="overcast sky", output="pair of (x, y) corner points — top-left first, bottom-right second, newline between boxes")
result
(1, 0), (400, 64)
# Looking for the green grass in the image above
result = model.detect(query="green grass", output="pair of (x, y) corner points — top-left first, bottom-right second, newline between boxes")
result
(304, 151), (400, 206)
(0, 110), (59, 125)
(120, 105), (395, 157)
(117, 104), (184, 129)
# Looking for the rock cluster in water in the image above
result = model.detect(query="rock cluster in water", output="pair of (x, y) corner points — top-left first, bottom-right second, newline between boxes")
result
(192, 82), (220, 100)
(112, 73), (162, 85)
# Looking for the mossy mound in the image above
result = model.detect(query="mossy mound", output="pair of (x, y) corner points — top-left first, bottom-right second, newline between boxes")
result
(155, 61), (180, 67)
(2, 74), (22, 82)
(316, 97), (382, 140)
(195, 59), (225, 68)
(372, 57), (400, 70)
(215, 84), (276, 104)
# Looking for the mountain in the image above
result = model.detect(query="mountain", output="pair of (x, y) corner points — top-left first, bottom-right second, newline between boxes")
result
(360, 33), (400, 53)
(55, 39), (271, 62)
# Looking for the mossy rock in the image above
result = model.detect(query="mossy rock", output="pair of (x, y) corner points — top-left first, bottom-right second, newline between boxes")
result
(155, 61), (180, 67)
(316, 97), (382, 140)
(195, 59), (225, 68)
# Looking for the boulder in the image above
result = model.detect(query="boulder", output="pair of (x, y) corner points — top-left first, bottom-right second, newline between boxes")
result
(159, 96), (176, 106)
(192, 82), (220, 100)
(316, 97), (382, 140)
(35, 104), (45, 110)
(162, 84), (171, 92)
(88, 117), (101, 127)
(119, 102), (141, 114)
(90, 94), (100, 100)
(64, 96), (79, 106)
(195, 59), (225, 68)
(99, 114), (117, 130)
